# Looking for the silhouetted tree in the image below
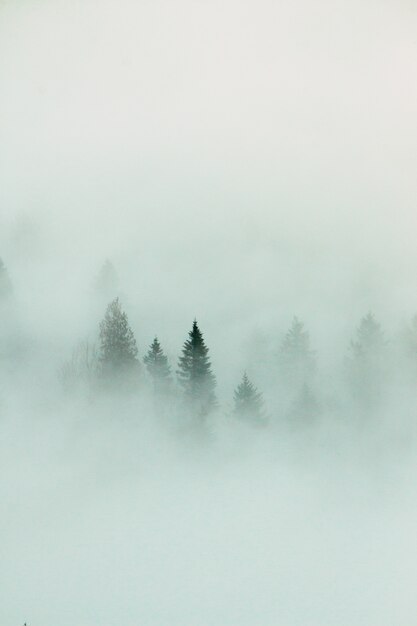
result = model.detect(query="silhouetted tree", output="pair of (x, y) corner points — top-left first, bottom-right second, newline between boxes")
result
(233, 372), (266, 424)
(177, 320), (217, 417)
(143, 336), (172, 393)
(98, 298), (139, 387)
(278, 317), (316, 388)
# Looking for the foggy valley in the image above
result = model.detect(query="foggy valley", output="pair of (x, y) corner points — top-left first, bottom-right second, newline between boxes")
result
(1, 0), (417, 625)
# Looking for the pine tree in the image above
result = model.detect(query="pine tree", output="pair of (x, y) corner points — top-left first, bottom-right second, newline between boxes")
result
(143, 336), (172, 393)
(98, 298), (139, 386)
(233, 372), (266, 424)
(347, 312), (387, 405)
(350, 312), (385, 359)
(0, 258), (12, 301)
(177, 320), (217, 417)
(278, 316), (316, 388)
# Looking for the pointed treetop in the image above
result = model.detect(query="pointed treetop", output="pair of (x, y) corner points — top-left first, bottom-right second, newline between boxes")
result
(98, 298), (139, 381)
(143, 336), (171, 384)
(233, 371), (266, 423)
(177, 319), (217, 416)
(279, 316), (316, 386)
(350, 312), (386, 358)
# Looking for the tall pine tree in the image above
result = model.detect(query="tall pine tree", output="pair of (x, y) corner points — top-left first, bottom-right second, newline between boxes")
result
(98, 297), (139, 387)
(177, 320), (217, 417)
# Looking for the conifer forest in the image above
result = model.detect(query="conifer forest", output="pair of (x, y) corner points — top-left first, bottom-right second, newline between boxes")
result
(1, 1), (417, 625)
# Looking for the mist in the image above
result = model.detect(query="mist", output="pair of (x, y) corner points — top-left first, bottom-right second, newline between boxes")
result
(1, 0), (417, 624)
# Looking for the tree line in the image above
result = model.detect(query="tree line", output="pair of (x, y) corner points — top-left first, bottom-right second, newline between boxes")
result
(2, 257), (417, 427)
(60, 295), (417, 427)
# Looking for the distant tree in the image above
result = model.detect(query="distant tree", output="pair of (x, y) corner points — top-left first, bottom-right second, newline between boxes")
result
(59, 340), (98, 394)
(143, 336), (172, 393)
(289, 383), (320, 424)
(347, 312), (387, 405)
(94, 259), (118, 297)
(98, 298), (139, 387)
(177, 320), (217, 417)
(233, 372), (266, 424)
(350, 312), (386, 359)
(0, 258), (12, 300)
(278, 317), (316, 388)
(401, 314), (417, 359)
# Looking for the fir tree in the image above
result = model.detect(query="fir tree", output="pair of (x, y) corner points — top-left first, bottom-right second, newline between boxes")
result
(233, 372), (266, 424)
(98, 298), (139, 386)
(143, 336), (172, 393)
(278, 316), (316, 388)
(177, 320), (217, 417)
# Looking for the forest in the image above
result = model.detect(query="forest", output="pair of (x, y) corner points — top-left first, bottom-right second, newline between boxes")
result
(2, 255), (417, 449)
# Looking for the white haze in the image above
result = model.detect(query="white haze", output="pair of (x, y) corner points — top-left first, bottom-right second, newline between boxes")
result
(1, 0), (417, 624)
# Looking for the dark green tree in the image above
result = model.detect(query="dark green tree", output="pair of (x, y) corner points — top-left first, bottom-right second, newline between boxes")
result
(233, 372), (266, 424)
(177, 320), (217, 417)
(98, 297), (139, 386)
(143, 336), (172, 393)
(278, 316), (316, 388)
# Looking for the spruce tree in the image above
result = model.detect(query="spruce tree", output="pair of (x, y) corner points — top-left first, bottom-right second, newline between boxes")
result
(98, 297), (139, 386)
(278, 316), (316, 388)
(177, 320), (217, 417)
(233, 372), (266, 424)
(143, 336), (172, 393)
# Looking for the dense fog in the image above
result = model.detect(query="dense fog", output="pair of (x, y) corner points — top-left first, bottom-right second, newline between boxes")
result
(1, 0), (417, 625)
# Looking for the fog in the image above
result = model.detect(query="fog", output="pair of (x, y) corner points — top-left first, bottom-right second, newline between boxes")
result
(1, 0), (417, 624)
